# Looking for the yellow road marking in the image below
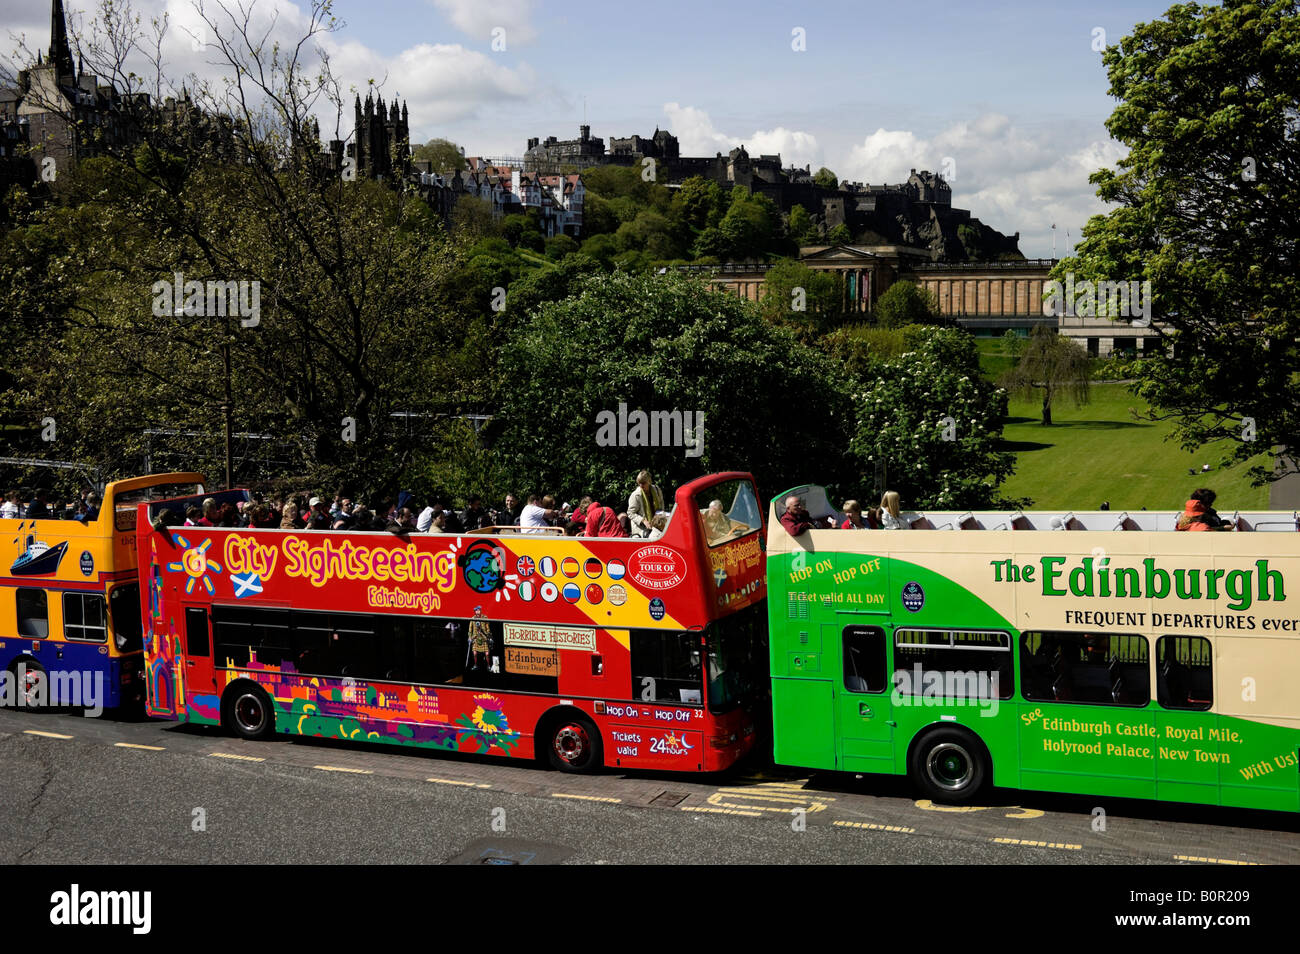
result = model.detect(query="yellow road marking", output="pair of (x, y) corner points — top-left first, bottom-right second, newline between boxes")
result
(552, 793), (622, 803)
(992, 837), (1081, 850)
(915, 799), (1043, 819)
(114, 742), (164, 751)
(681, 806), (762, 818)
(23, 730), (72, 739)
(708, 782), (834, 814)
(833, 820), (916, 834)
(314, 765), (373, 774)
(209, 752), (265, 762)
(426, 777), (491, 788)
(1174, 855), (1260, 866)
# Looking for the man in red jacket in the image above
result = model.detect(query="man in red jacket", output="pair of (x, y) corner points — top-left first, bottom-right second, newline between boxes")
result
(780, 495), (816, 536)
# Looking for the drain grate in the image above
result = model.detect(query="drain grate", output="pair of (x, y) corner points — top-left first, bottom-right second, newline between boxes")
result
(649, 790), (689, 808)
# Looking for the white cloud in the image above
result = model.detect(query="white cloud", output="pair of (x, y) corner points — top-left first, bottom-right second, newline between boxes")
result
(430, 0), (537, 45)
(662, 102), (822, 170)
(840, 114), (1126, 258)
(5, 0), (541, 134)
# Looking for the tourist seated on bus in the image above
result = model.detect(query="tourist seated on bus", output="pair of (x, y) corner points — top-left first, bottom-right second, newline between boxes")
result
(780, 495), (816, 536)
(1176, 488), (1230, 531)
(628, 470), (668, 539)
(520, 493), (560, 533)
(24, 491), (50, 519)
(879, 491), (907, 529)
(840, 500), (867, 529)
(0, 491), (19, 519)
(702, 500), (735, 542)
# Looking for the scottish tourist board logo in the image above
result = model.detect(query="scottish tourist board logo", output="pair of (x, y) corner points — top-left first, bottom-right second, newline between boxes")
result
(902, 581), (925, 612)
(79, 550), (94, 577)
(648, 597), (666, 621)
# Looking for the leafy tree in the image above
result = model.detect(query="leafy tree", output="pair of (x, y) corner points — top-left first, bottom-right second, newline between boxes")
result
(1000, 325), (1091, 425)
(822, 324), (906, 378)
(448, 197), (498, 241)
(496, 270), (856, 503)
(675, 176), (725, 229)
(850, 327), (1014, 508)
(786, 204), (816, 246)
(544, 233), (580, 261)
(718, 189), (779, 260)
(410, 138), (466, 172)
(0, 2), (483, 495)
(501, 214), (535, 248)
(692, 226), (729, 259)
(759, 259), (844, 340)
(813, 167), (839, 190)
(874, 280), (942, 328)
(1061, 0), (1300, 481)
(505, 254), (604, 319)
(827, 223), (852, 244)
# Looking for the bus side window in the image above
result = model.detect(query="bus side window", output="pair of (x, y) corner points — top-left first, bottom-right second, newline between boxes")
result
(842, 626), (887, 693)
(184, 607), (210, 657)
(411, 618), (468, 685)
(1021, 631), (1148, 706)
(1157, 635), (1212, 711)
(631, 631), (702, 704)
(64, 592), (107, 642)
(17, 588), (48, 638)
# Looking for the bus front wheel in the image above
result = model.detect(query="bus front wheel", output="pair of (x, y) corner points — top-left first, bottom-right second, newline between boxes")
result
(544, 714), (603, 773)
(222, 683), (276, 740)
(911, 728), (989, 804)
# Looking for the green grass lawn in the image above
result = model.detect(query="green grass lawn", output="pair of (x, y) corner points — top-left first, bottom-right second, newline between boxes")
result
(998, 382), (1270, 511)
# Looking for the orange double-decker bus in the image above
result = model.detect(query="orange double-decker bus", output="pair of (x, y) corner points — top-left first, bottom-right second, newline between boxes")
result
(138, 472), (767, 772)
(0, 473), (206, 713)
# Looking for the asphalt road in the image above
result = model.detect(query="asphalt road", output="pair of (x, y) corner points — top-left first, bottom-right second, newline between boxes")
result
(1, 707), (1296, 865)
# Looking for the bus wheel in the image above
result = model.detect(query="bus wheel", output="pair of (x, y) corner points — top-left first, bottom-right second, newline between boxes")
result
(545, 715), (603, 773)
(222, 684), (275, 740)
(911, 728), (988, 804)
(9, 659), (45, 710)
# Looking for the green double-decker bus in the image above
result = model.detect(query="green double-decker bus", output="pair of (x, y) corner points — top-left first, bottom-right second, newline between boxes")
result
(767, 484), (1300, 812)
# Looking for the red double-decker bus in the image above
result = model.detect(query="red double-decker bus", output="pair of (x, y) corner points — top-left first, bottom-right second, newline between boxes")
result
(137, 472), (766, 772)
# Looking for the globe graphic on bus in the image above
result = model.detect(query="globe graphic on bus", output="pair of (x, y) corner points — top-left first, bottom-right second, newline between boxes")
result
(460, 546), (503, 593)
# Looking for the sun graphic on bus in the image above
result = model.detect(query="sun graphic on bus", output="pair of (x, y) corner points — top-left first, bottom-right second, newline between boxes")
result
(166, 536), (224, 595)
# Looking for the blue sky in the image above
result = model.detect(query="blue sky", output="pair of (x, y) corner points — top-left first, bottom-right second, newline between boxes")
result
(4, 0), (1185, 256)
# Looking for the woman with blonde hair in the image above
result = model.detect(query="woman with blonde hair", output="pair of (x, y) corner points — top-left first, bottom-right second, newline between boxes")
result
(280, 502), (299, 529)
(879, 490), (906, 530)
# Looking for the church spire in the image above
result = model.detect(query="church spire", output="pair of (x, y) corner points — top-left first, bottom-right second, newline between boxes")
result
(49, 0), (76, 85)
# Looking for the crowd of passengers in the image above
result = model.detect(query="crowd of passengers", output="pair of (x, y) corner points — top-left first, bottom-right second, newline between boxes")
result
(778, 486), (1236, 535)
(6, 481), (1235, 537)
(139, 469), (673, 540)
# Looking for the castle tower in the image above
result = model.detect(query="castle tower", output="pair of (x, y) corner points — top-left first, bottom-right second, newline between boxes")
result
(49, 0), (76, 88)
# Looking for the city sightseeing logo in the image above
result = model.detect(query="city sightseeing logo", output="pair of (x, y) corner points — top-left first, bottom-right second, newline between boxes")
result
(168, 536), (223, 595)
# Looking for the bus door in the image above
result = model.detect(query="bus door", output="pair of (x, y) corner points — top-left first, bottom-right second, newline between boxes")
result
(835, 622), (893, 772)
(181, 603), (217, 699)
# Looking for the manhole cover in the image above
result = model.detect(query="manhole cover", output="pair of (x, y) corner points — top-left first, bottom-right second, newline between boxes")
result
(446, 838), (572, 865)
(649, 791), (689, 807)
